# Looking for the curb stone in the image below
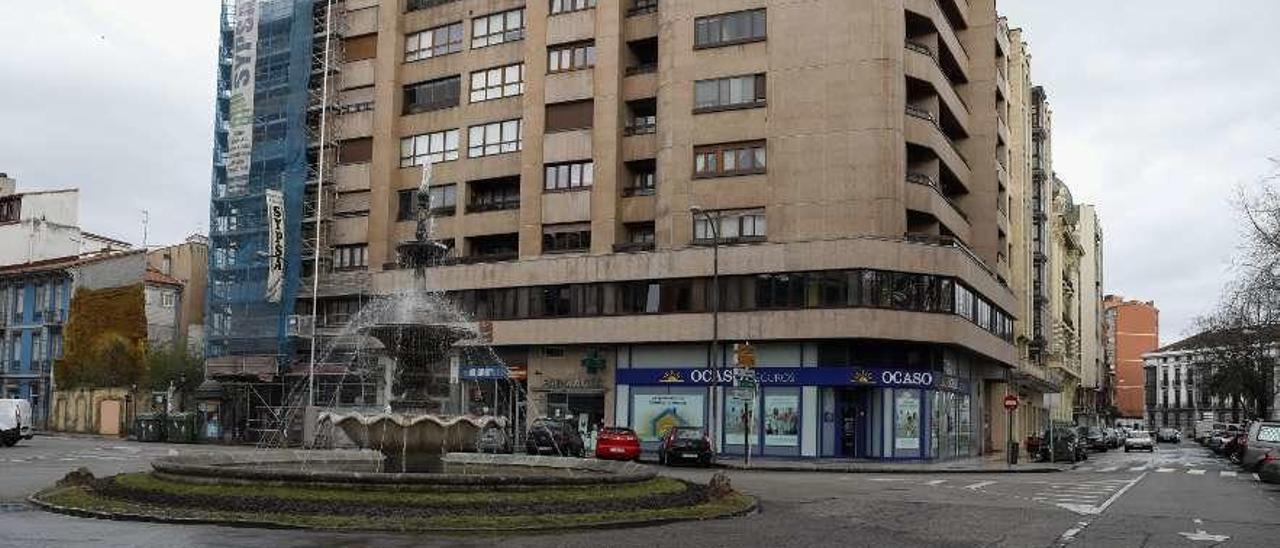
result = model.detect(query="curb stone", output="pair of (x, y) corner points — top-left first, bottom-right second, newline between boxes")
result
(28, 486), (757, 534)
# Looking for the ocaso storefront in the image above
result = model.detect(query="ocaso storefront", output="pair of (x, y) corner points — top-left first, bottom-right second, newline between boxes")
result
(615, 365), (976, 460)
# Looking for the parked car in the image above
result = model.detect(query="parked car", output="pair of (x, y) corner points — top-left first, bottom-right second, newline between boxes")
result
(1125, 431), (1155, 452)
(1257, 450), (1280, 484)
(1241, 422), (1280, 471)
(594, 426), (642, 461)
(1208, 430), (1235, 454)
(525, 418), (585, 457)
(475, 425), (512, 454)
(658, 426), (714, 467)
(1223, 432), (1249, 464)
(1156, 428), (1182, 443)
(1038, 426), (1085, 463)
(1077, 426), (1109, 452)
(1103, 428), (1122, 449)
(0, 399), (33, 447)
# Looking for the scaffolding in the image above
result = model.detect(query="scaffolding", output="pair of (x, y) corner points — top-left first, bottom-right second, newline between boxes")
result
(207, 0), (335, 444)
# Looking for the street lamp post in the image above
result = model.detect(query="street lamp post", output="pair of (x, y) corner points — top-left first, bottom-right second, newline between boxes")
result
(690, 206), (721, 456)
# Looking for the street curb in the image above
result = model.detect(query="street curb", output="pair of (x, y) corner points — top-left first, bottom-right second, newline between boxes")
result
(708, 463), (1073, 474)
(28, 486), (758, 534)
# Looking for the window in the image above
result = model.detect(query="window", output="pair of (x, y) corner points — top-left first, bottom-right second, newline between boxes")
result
(344, 34), (378, 61)
(623, 160), (656, 196)
(694, 74), (766, 112)
(548, 41), (596, 73)
(625, 99), (657, 135)
(400, 128), (460, 167)
(427, 184), (457, 213)
(545, 100), (594, 132)
(693, 209), (766, 242)
(397, 189), (417, 221)
(550, 0), (595, 15)
(626, 223), (655, 244)
(472, 8), (525, 49)
(333, 245), (368, 270)
(408, 0), (459, 12)
(468, 119), (522, 157)
(468, 177), (521, 212)
(694, 141), (766, 177)
(544, 160), (594, 191)
(337, 137), (372, 164)
(469, 233), (519, 259)
(406, 22), (463, 61)
(543, 223), (592, 253)
(403, 75), (461, 114)
(161, 291), (176, 308)
(629, 0), (658, 16)
(470, 63), (524, 103)
(695, 9), (767, 48)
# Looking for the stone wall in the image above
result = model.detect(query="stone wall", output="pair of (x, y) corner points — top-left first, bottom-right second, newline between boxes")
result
(49, 387), (135, 435)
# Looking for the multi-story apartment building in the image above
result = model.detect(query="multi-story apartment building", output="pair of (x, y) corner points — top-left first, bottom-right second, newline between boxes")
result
(0, 174), (131, 425)
(1105, 294), (1158, 420)
(1073, 205), (1105, 425)
(205, 0), (1089, 460)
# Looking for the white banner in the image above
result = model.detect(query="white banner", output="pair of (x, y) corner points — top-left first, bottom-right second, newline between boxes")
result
(225, 0), (260, 195)
(265, 189), (285, 302)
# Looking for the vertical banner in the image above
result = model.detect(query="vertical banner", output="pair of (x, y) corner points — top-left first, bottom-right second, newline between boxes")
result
(265, 189), (285, 302)
(894, 390), (921, 451)
(763, 394), (799, 447)
(225, 0), (260, 195)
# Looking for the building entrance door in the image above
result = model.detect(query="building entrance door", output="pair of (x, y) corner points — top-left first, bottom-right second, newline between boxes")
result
(839, 389), (867, 458)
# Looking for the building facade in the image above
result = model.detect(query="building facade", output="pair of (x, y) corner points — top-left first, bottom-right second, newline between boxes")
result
(1105, 295), (1159, 420)
(206, 0), (1123, 459)
(147, 235), (209, 354)
(1141, 330), (1275, 433)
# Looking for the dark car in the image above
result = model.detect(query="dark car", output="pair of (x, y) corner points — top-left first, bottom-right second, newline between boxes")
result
(1038, 426), (1086, 463)
(475, 426), (512, 454)
(1077, 426), (1109, 452)
(658, 427), (714, 467)
(1102, 428), (1121, 449)
(1156, 428), (1182, 443)
(525, 418), (585, 457)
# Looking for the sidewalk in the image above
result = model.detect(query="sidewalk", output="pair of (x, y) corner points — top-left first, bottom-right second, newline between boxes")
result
(712, 453), (1072, 474)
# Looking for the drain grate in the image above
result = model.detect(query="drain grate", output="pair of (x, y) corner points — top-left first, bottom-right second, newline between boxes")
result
(0, 503), (30, 513)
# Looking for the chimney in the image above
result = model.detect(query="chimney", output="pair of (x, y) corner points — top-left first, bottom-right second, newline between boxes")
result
(0, 173), (14, 197)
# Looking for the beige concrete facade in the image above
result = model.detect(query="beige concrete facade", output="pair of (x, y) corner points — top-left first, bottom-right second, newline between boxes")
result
(297, 0), (1050, 457)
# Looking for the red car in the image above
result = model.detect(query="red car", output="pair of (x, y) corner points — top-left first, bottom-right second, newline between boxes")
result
(594, 427), (642, 461)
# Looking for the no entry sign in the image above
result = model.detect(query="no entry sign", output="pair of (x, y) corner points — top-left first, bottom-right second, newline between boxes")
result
(1003, 394), (1019, 411)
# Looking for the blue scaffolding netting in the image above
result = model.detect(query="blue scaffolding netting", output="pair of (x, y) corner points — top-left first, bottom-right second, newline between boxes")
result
(206, 0), (316, 368)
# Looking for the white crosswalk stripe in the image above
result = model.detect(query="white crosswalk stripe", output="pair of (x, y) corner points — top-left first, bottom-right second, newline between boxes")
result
(964, 481), (996, 490)
(926, 479), (947, 486)
(1128, 466), (1147, 472)
(1186, 469), (1206, 475)
(1220, 471), (1237, 478)
(1156, 468), (1175, 473)
(1098, 466), (1119, 472)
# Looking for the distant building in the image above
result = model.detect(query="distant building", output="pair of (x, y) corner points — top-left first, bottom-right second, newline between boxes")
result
(1105, 295), (1159, 419)
(147, 235), (209, 354)
(1142, 328), (1279, 431)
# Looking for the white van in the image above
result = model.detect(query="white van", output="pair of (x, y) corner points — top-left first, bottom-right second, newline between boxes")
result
(0, 399), (34, 446)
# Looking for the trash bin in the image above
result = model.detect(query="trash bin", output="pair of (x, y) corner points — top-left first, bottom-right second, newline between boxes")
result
(134, 413), (165, 442)
(165, 412), (198, 444)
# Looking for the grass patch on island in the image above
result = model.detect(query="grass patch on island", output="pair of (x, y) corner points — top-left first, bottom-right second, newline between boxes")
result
(37, 484), (755, 532)
(112, 473), (686, 506)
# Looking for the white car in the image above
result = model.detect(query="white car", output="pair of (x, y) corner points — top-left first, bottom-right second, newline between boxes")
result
(1124, 431), (1154, 453)
(0, 399), (33, 447)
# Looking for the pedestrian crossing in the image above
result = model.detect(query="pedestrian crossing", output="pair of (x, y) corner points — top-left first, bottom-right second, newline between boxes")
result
(1072, 464), (1258, 480)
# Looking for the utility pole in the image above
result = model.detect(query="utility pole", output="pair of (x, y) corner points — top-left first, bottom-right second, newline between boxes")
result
(307, 0), (335, 410)
(691, 206), (721, 456)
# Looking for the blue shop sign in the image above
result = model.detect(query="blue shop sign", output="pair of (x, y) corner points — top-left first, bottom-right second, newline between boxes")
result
(460, 365), (509, 380)
(615, 367), (969, 392)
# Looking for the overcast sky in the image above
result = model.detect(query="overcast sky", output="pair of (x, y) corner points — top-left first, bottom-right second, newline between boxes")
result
(1, 1), (1277, 343)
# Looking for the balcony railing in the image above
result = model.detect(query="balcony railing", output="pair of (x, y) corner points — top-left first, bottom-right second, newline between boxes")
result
(613, 242), (655, 253)
(625, 63), (657, 76)
(628, 0), (658, 16)
(622, 186), (655, 197)
(466, 201), (520, 214)
(623, 122), (657, 136)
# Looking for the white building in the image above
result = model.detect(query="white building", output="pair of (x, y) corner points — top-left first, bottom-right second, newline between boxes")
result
(0, 173), (130, 266)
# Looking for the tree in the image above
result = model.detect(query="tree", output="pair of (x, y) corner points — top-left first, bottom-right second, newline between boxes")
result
(1193, 289), (1277, 420)
(145, 344), (203, 394)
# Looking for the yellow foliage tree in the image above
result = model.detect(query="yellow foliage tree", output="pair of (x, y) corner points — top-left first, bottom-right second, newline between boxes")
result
(54, 283), (148, 389)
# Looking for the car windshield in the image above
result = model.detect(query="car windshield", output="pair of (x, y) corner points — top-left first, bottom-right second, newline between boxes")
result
(1129, 432), (1150, 439)
(674, 429), (705, 440)
(1258, 425), (1280, 442)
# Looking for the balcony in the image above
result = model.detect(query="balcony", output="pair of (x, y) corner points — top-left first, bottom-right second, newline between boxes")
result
(625, 63), (657, 76)
(904, 106), (971, 186)
(613, 242), (655, 253)
(904, 41), (970, 132)
(627, 0), (658, 17)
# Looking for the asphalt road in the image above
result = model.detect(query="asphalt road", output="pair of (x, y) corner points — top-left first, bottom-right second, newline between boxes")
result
(1, 436), (1278, 547)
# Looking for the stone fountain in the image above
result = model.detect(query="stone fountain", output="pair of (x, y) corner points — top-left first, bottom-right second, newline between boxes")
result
(318, 163), (501, 471)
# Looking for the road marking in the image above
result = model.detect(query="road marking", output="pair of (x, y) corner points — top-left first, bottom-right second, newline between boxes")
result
(1128, 466), (1147, 472)
(1220, 471), (1237, 478)
(1178, 530), (1230, 542)
(1252, 473), (1261, 481)
(964, 481), (996, 490)
(868, 477), (910, 482)
(1156, 468), (1174, 473)
(1098, 466), (1118, 472)
(926, 479), (947, 486)
(1057, 521), (1090, 545)
(1186, 469), (1206, 475)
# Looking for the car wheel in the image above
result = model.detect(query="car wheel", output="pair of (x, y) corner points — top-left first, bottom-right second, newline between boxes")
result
(1125, 447), (1130, 452)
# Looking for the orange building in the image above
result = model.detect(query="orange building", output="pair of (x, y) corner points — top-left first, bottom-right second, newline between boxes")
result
(1104, 295), (1159, 419)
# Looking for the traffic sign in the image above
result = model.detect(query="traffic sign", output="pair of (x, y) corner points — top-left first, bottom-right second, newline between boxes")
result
(733, 342), (756, 368)
(1003, 394), (1019, 411)
(733, 368), (757, 389)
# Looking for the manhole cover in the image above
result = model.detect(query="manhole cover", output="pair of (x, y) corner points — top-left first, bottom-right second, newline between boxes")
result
(0, 503), (29, 513)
